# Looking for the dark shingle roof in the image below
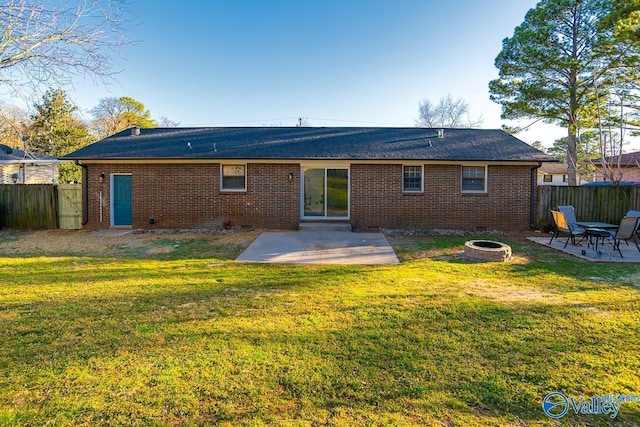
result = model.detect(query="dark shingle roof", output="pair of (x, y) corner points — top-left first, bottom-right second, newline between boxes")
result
(0, 146), (60, 163)
(64, 127), (554, 162)
(538, 162), (568, 174)
(595, 151), (640, 166)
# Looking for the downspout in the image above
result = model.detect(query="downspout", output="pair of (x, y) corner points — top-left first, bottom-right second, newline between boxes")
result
(81, 163), (89, 226)
(530, 163), (541, 230)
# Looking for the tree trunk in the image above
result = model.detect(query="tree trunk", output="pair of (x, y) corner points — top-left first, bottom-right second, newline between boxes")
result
(567, 127), (578, 186)
(567, 4), (580, 187)
(568, 74), (578, 186)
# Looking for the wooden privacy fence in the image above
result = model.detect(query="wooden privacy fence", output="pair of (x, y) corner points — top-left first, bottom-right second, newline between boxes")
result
(537, 186), (640, 231)
(0, 184), (82, 230)
(0, 184), (57, 229)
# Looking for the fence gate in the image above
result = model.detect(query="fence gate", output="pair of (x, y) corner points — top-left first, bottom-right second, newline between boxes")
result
(57, 184), (82, 229)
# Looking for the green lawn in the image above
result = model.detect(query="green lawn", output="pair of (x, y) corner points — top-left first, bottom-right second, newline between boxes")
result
(0, 231), (639, 426)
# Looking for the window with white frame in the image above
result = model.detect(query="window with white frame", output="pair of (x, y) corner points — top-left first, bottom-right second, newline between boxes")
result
(221, 165), (246, 191)
(461, 166), (486, 192)
(403, 165), (423, 192)
(543, 174), (553, 183)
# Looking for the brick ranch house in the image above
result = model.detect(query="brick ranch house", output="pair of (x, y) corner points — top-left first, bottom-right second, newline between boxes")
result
(63, 127), (554, 232)
(591, 151), (640, 183)
(0, 145), (60, 184)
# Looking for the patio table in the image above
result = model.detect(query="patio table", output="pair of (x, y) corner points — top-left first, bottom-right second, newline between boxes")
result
(582, 228), (614, 259)
(577, 221), (618, 230)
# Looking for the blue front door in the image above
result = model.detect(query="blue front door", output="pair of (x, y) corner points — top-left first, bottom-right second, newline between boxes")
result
(112, 175), (132, 226)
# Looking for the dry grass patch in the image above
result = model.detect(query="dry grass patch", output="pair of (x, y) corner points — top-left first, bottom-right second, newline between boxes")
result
(0, 229), (260, 259)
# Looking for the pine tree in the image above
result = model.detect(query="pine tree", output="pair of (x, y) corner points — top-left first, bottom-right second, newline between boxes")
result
(29, 88), (93, 182)
(489, 0), (640, 185)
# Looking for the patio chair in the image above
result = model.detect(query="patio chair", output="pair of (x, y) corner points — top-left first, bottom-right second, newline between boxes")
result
(558, 205), (579, 225)
(550, 209), (586, 248)
(626, 210), (640, 239)
(608, 216), (640, 258)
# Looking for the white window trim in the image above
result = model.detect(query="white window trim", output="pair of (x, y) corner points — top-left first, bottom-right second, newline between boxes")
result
(461, 165), (488, 193)
(220, 163), (247, 192)
(402, 165), (424, 193)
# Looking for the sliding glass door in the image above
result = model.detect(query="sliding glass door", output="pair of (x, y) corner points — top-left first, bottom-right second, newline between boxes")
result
(303, 167), (349, 219)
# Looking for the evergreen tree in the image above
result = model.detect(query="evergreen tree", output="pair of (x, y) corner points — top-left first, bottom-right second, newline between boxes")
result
(548, 133), (600, 179)
(29, 88), (92, 182)
(607, 0), (640, 46)
(489, 0), (640, 185)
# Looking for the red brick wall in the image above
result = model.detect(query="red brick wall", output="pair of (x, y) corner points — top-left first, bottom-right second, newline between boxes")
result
(83, 163), (300, 230)
(83, 162), (534, 231)
(350, 164), (533, 232)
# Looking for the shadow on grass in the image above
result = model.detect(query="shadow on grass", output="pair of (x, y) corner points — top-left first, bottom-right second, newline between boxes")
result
(1, 254), (639, 425)
(391, 232), (640, 288)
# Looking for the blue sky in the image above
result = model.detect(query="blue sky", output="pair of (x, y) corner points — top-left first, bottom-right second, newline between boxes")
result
(70, 0), (572, 146)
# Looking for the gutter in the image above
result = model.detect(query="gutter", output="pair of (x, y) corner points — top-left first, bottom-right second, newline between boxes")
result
(530, 163), (541, 229)
(63, 157), (548, 165)
(2, 160), (63, 164)
(81, 164), (89, 226)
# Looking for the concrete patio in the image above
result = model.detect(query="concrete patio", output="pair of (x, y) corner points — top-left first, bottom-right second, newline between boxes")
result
(528, 234), (640, 262)
(236, 230), (400, 265)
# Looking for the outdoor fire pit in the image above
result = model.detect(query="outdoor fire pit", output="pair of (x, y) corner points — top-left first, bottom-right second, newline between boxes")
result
(464, 240), (512, 262)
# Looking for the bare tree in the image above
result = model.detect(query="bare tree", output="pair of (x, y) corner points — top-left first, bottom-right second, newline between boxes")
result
(0, 101), (28, 148)
(0, 0), (131, 97)
(157, 116), (180, 127)
(90, 96), (155, 138)
(589, 68), (640, 183)
(89, 96), (122, 137)
(415, 94), (483, 128)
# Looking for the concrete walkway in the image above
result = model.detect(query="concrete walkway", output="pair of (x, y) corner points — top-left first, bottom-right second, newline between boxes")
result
(236, 231), (400, 265)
